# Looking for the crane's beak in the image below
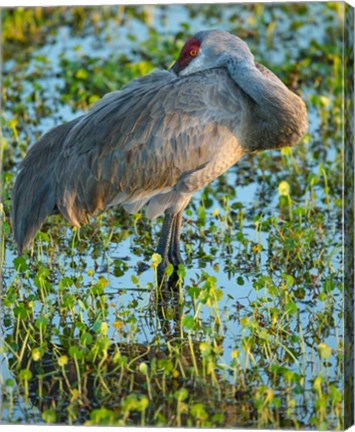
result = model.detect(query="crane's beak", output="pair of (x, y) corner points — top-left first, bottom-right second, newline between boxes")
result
(170, 61), (182, 76)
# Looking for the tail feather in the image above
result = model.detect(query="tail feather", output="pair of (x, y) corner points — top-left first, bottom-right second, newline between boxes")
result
(11, 119), (79, 253)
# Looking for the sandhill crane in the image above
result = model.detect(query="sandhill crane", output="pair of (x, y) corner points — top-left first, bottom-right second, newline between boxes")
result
(12, 29), (308, 280)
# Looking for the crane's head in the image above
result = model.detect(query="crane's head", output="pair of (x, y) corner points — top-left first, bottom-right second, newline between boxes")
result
(171, 29), (254, 77)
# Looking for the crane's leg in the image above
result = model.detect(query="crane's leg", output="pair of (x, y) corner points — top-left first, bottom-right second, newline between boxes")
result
(156, 211), (175, 282)
(168, 210), (184, 267)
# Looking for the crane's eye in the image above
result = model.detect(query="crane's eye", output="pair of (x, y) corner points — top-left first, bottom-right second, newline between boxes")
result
(189, 49), (198, 57)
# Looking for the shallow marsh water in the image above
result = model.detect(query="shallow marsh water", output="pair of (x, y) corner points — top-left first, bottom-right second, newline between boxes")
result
(0, 3), (345, 428)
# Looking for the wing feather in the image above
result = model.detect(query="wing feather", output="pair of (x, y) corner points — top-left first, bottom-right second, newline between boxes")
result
(13, 60), (275, 254)
(52, 68), (246, 224)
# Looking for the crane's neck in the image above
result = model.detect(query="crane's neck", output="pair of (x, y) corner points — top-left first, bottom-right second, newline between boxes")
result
(227, 59), (308, 152)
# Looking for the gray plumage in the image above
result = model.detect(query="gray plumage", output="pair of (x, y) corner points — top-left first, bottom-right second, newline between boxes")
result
(12, 30), (308, 277)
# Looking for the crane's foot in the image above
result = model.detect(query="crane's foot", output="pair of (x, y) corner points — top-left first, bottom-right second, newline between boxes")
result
(157, 259), (171, 285)
(168, 212), (184, 269)
(156, 210), (185, 288)
(168, 248), (184, 269)
(157, 252), (184, 289)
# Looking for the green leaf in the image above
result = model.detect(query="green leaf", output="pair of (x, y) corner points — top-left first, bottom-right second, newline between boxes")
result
(177, 264), (186, 279)
(199, 342), (212, 356)
(215, 289), (224, 301)
(151, 253), (162, 268)
(87, 408), (117, 426)
(80, 332), (93, 346)
(35, 315), (48, 330)
(42, 409), (56, 424)
(75, 68), (89, 79)
(278, 181), (290, 196)
(191, 403), (208, 420)
(318, 343), (332, 359)
(13, 256), (28, 272)
(5, 379), (15, 387)
(32, 347), (42, 361)
(182, 315), (195, 330)
(258, 330), (270, 341)
(58, 355), (68, 367)
(131, 275), (139, 284)
(175, 388), (188, 401)
(59, 277), (74, 291)
(78, 299), (87, 311)
(14, 304), (31, 320)
(165, 263), (174, 277)
(283, 274), (295, 286)
(158, 359), (174, 373)
(19, 369), (33, 381)
(96, 277), (109, 289)
(138, 395), (149, 411)
(285, 302), (297, 315)
(69, 346), (83, 359)
(138, 362), (148, 375)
